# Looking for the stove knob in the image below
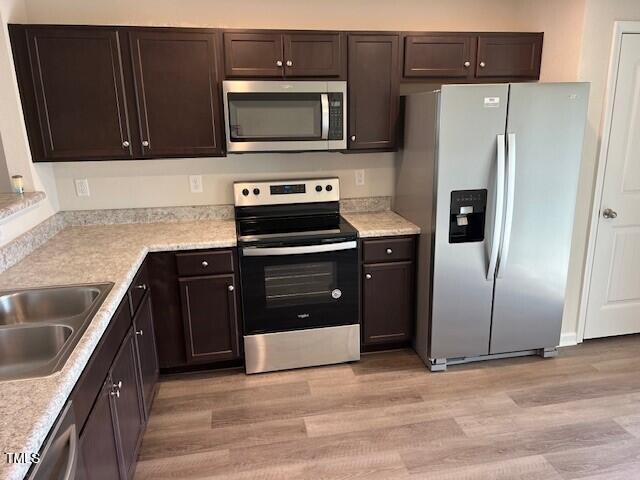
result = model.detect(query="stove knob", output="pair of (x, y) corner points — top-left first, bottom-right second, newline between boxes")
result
(242, 188), (249, 196)
(326, 184), (333, 192)
(253, 188), (260, 195)
(315, 185), (322, 192)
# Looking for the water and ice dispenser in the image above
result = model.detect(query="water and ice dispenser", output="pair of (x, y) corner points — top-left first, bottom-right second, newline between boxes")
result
(449, 189), (487, 243)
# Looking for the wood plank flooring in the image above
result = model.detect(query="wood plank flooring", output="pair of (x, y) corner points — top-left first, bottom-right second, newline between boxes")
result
(134, 334), (640, 479)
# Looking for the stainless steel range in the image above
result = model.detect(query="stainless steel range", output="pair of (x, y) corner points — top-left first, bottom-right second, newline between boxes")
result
(234, 178), (360, 374)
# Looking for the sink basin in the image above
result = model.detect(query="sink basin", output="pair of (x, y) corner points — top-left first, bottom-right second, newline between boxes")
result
(0, 283), (113, 381)
(0, 286), (101, 325)
(0, 325), (73, 380)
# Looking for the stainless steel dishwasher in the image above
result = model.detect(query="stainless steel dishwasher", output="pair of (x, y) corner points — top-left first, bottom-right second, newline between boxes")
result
(27, 401), (78, 480)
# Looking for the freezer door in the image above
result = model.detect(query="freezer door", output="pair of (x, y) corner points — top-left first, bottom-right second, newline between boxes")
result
(490, 83), (589, 354)
(430, 84), (509, 359)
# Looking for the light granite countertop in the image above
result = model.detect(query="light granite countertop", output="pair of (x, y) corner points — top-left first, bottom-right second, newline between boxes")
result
(0, 192), (46, 221)
(0, 220), (236, 480)
(0, 210), (418, 480)
(342, 210), (421, 238)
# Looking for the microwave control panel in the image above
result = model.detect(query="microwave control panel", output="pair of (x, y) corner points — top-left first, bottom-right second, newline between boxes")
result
(328, 93), (344, 140)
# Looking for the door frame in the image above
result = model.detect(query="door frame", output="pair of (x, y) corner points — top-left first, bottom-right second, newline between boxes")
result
(578, 21), (640, 343)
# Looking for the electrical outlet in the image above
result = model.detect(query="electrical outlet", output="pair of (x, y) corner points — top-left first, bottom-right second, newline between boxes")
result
(355, 169), (365, 186)
(75, 179), (90, 197)
(189, 175), (203, 193)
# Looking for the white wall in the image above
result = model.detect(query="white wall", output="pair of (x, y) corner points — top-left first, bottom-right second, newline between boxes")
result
(0, 0), (59, 246)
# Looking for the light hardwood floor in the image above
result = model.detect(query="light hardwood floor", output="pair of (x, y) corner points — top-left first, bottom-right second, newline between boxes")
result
(135, 335), (640, 480)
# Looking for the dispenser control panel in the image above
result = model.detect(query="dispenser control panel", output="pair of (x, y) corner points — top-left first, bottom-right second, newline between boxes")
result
(449, 189), (487, 244)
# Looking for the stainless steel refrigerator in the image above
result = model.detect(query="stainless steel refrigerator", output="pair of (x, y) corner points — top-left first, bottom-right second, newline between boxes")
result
(395, 83), (589, 371)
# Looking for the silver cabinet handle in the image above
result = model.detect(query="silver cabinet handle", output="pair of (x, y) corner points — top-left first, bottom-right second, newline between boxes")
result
(464, 61), (471, 68)
(122, 140), (130, 148)
(135, 330), (143, 336)
(603, 208), (618, 219)
(202, 260), (209, 267)
(286, 60), (293, 67)
(228, 285), (235, 292)
(135, 283), (147, 291)
(386, 248), (393, 255)
(365, 273), (372, 280)
(276, 60), (283, 67)
(350, 135), (356, 141)
(479, 61), (486, 68)
(110, 381), (122, 398)
(142, 140), (150, 147)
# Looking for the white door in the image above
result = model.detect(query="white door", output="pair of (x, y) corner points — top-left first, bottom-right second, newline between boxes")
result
(585, 33), (640, 339)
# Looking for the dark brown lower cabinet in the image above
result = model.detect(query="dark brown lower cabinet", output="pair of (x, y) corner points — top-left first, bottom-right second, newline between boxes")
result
(77, 379), (122, 480)
(133, 293), (159, 418)
(361, 237), (416, 349)
(179, 273), (240, 364)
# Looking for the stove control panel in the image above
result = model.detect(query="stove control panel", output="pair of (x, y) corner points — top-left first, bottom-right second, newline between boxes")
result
(234, 178), (340, 207)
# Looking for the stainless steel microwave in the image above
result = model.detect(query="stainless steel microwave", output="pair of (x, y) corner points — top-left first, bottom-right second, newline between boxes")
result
(222, 80), (347, 152)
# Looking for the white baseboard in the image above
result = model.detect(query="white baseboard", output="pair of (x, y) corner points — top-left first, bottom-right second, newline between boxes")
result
(559, 332), (578, 347)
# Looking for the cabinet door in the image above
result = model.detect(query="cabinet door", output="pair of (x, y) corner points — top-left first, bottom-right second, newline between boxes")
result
(476, 34), (543, 79)
(133, 293), (159, 419)
(403, 34), (475, 79)
(362, 262), (414, 346)
(23, 27), (132, 161)
(129, 30), (224, 157)
(179, 274), (240, 363)
(283, 32), (343, 77)
(348, 34), (400, 150)
(77, 379), (123, 480)
(110, 330), (145, 479)
(224, 32), (284, 77)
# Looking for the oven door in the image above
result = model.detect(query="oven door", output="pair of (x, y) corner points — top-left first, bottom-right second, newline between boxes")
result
(240, 240), (359, 335)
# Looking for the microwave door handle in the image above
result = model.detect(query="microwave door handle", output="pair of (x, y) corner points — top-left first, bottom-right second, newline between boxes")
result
(321, 93), (329, 140)
(243, 241), (357, 257)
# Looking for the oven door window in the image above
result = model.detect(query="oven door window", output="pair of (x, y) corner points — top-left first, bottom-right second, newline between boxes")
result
(240, 247), (358, 335)
(227, 93), (322, 141)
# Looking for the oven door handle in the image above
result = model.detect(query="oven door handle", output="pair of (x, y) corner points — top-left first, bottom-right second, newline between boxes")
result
(242, 241), (357, 257)
(321, 93), (329, 140)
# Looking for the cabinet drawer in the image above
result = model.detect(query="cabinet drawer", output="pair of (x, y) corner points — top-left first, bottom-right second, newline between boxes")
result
(72, 298), (131, 432)
(128, 263), (149, 316)
(363, 237), (415, 263)
(176, 250), (234, 277)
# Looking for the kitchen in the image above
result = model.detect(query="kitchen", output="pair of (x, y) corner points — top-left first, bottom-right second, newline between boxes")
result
(1, 1), (640, 479)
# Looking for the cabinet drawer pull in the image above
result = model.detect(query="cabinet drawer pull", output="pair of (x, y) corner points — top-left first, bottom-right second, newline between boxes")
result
(228, 285), (235, 292)
(479, 61), (486, 68)
(276, 60), (283, 67)
(350, 135), (356, 142)
(142, 140), (150, 147)
(464, 61), (471, 68)
(286, 60), (293, 67)
(122, 140), (130, 148)
(201, 261), (209, 267)
(135, 329), (143, 336)
(386, 248), (393, 255)
(135, 283), (147, 291)
(365, 273), (372, 280)
(110, 381), (122, 398)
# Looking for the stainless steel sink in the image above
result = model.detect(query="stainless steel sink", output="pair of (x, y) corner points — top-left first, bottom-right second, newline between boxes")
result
(0, 283), (113, 381)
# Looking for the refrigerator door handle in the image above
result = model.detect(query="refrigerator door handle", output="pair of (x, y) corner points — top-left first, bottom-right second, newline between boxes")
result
(487, 134), (506, 280)
(497, 133), (517, 278)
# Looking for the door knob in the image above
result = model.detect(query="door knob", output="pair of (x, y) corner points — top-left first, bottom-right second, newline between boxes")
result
(464, 61), (471, 68)
(603, 208), (618, 219)
(286, 60), (293, 67)
(202, 260), (209, 267)
(386, 248), (393, 255)
(276, 60), (283, 67)
(135, 329), (143, 336)
(479, 61), (486, 68)
(228, 285), (235, 292)
(350, 135), (356, 142)
(122, 140), (130, 148)
(365, 273), (372, 280)
(142, 140), (150, 147)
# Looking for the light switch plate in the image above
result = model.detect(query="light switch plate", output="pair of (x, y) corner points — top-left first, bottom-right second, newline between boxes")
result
(355, 169), (365, 186)
(75, 179), (90, 197)
(189, 175), (203, 193)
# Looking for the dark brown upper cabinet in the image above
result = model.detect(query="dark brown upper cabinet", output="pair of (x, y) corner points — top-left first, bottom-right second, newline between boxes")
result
(476, 33), (543, 78)
(403, 34), (475, 79)
(224, 31), (345, 78)
(129, 29), (224, 157)
(283, 33), (344, 77)
(179, 273), (240, 364)
(12, 26), (133, 161)
(348, 34), (400, 151)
